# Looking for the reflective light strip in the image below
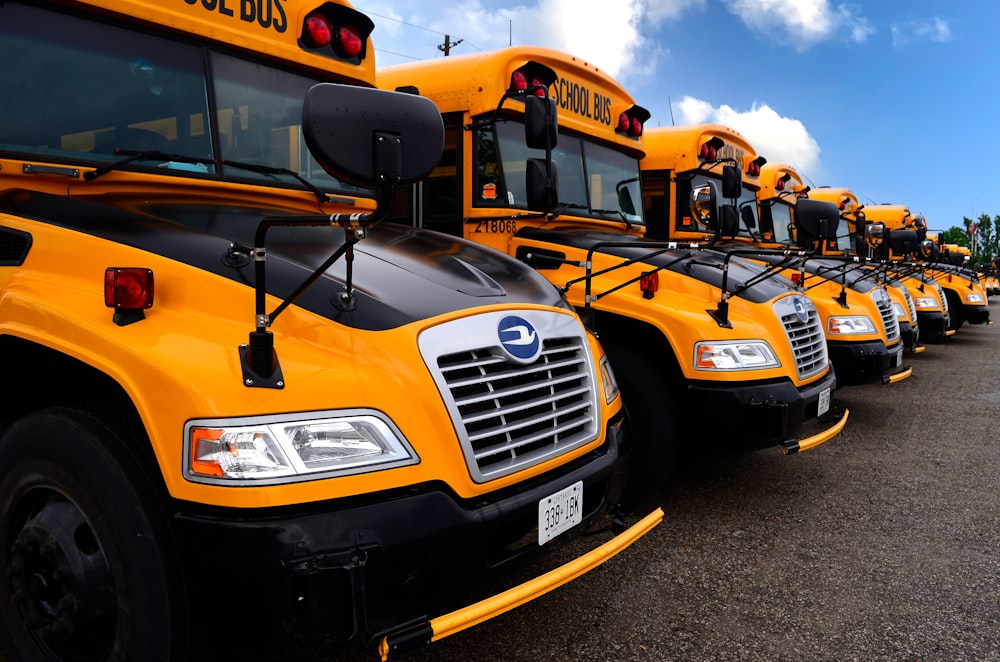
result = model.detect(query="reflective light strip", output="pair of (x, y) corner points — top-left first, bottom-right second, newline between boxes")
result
(377, 507), (665, 660)
(884, 366), (913, 384)
(781, 408), (850, 455)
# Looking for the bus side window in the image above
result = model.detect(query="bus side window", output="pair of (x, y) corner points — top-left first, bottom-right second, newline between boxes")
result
(642, 172), (669, 240)
(422, 114), (463, 236)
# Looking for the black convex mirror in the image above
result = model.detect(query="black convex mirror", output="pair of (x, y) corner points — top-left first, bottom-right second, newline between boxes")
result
(690, 180), (721, 232)
(526, 158), (559, 211)
(302, 83), (444, 189)
(721, 164), (742, 199)
(524, 95), (558, 150)
(794, 198), (840, 244)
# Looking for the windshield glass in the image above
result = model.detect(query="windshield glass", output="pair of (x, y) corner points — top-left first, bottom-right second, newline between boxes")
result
(737, 184), (760, 240)
(475, 119), (643, 225)
(768, 201), (794, 244)
(0, 3), (363, 196)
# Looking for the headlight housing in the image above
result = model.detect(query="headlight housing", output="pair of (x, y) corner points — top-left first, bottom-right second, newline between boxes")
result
(827, 316), (877, 335)
(892, 303), (906, 319)
(913, 296), (938, 309)
(185, 411), (418, 485)
(599, 355), (620, 404)
(694, 340), (780, 371)
(965, 293), (985, 303)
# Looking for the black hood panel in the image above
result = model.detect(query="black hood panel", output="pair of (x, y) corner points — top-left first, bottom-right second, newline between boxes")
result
(0, 190), (566, 330)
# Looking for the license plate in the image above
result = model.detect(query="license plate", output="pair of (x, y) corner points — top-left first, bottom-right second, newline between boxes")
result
(538, 481), (583, 545)
(894, 351), (902, 367)
(817, 387), (831, 417)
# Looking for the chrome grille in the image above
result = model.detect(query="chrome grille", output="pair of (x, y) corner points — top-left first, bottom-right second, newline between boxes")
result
(934, 283), (949, 313)
(774, 295), (828, 380)
(419, 311), (600, 483)
(899, 284), (917, 322)
(873, 288), (900, 342)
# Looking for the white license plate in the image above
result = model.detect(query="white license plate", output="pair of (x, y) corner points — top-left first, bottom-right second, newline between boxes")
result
(538, 481), (583, 545)
(817, 387), (831, 417)
(894, 351), (902, 367)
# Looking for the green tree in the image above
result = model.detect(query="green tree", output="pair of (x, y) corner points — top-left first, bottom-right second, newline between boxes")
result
(960, 213), (999, 266)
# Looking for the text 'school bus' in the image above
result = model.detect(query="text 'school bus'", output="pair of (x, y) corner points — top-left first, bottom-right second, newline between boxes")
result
(379, 47), (848, 502)
(0, 3), (662, 660)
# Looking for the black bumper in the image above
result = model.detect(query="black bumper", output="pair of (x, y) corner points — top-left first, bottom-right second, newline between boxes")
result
(685, 368), (838, 453)
(917, 311), (950, 339)
(828, 339), (905, 385)
(173, 415), (628, 659)
(899, 321), (920, 352)
(959, 304), (990, 325)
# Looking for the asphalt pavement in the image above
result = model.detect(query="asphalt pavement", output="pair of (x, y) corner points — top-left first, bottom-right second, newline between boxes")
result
(2, 321), (998, 662)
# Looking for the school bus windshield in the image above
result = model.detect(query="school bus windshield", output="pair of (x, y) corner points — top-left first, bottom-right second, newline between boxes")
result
(761, 198), (794, 244)
(0, 4), (364, 197)
(674, 172), (759, 239)
(475, 119), (643, 225)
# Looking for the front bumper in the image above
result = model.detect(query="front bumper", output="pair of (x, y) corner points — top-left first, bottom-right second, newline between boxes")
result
(917, 311), (950, 340)
(828, 339), (906, 386)
(173, 415), (638, 659)
(685, 367), (843, 453)
(959, 304), (990, 325)
(898, 321), (920, 352)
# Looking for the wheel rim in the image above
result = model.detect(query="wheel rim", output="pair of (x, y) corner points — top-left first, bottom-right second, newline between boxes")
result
(7, 491), (116, 661)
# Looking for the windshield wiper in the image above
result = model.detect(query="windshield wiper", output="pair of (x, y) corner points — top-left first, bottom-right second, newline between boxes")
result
(218, 159), (330, 204)
(83, 150), (331, 205)
(83, 149), (211, 181)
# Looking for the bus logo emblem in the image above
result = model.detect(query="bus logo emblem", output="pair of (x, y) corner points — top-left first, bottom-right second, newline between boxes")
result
(498, 316), (540, 363)
(793, 297), (810, 323)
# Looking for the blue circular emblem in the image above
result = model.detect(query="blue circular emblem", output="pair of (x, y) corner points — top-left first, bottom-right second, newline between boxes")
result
(498, 315), (541, 362)
(793, 297), (810, 323)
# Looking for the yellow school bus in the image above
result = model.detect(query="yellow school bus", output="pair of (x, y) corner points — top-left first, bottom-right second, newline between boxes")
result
(379, 47), (847, 499)
(755, 168), (922, 354)
(641, 126), (910, 386)
(0, 4), (662, 660)
(808, 192), (951, 342)
(861, 203), (988, 333)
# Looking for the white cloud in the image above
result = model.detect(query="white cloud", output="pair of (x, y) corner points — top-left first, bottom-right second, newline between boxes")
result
(363, 1), (702, 81)
(891, 17), (952, 49)
(675, 96), (822, 176)
(722, 0), (873, 51)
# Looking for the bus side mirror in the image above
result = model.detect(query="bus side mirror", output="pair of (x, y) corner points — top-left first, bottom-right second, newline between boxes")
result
(720, 204), (740, 238)
(618, 186), (636, 216)
(721, 164), (742, 199)
(794, 198), (840, 243)
(740, 204), (756, 230)
(301, 83), (444, 188)
(524, 96), (558, 150)
(889, 229), (919, 258)
(690, 181), (721, 231)
(526, 158), (559, 212)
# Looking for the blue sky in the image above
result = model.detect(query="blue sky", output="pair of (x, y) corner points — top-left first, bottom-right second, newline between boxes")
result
(356, 0), (998, 233)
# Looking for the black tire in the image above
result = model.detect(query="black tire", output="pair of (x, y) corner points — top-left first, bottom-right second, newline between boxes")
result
(0, 408), (180, 662)
(604, 341), (681, 509)
(944, 290), (964, 331)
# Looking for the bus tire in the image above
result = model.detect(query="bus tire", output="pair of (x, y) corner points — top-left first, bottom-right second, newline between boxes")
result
(604, 341), (681, 508)
(0, 407), (180, 662)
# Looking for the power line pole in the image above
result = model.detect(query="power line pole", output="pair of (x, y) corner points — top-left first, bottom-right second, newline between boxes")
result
(437, 34), (463, 56)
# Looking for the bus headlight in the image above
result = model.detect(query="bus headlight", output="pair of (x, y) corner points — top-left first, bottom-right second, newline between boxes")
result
(694, 340), (779, 371)
(965, 293), (985, 303)
(913, 297), (938, 309)
(892, 303), (906, 319)
(186, 412), (418, 484)
(599, 355), (620, 404)
(827, 316), (876, 335)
